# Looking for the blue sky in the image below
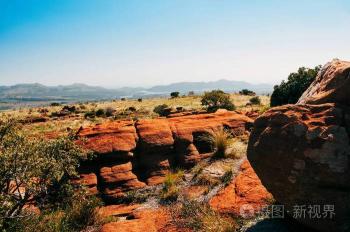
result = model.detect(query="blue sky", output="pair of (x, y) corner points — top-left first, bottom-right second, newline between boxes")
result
(0, 0), (350, 87)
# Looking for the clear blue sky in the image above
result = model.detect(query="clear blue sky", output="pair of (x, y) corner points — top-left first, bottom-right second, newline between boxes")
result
(1, 0), (350, 87)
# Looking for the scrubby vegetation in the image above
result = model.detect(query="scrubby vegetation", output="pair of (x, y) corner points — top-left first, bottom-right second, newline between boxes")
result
(170, 91), (180, 98)
(239, 89), (255, 96)
(171, 199), (237, 232)
(0, 120), (107, 231)
(249, 96), (261, 105)
(8, 193), (104, 232)
(200, 128), (235, 159)
(201, 90), (235, 112)
(270, 65), (321, 106)
(153, 104), (170, 116)
(160, 170), (184, 202)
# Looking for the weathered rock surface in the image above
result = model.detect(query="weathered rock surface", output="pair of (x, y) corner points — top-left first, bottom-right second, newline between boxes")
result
(209, 160), (272, 216)
(248, 60), (350, 232)
(298, 59), (350, 106)
(99, 207), (180, 232)
(77, 110), (253, 201)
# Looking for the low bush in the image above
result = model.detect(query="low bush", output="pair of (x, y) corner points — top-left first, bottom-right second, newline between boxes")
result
(239, 89), (256, 96)
(0, 120), (100, 231)
(127, 106), (136, 112)
(7, 193), (104, 232)
(170, 91), (180, 98)
(249, 96), (261, 105)
(84, 110), (96, 118)
(105, 107), (115, 117)
(201, 90), (235, 112)
(50, 102), (61, 107)
(153, 104), (170, 117)
(95, 108), (105, 117)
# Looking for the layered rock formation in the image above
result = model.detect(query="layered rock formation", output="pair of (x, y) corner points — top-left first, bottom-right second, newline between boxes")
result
(248, 59), (350, 232)
(77, 110), (253, 202)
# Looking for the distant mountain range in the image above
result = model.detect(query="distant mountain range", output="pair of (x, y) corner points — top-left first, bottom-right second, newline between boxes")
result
(0, 80), (273, 109)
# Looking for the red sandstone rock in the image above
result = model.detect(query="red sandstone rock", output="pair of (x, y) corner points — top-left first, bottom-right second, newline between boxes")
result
(248, 60), (350, 232)
(78, 120), (138, 154)
(136, 119), (174, 149)
(100, 208), (179, 232)
(209, 160), (272, 217)
(77, 110), (253, 200)
(99, 162), (146, 199)
(298, 59), (350, 106)
(97, 204), (141, 218)
(71, 172), (98, 195)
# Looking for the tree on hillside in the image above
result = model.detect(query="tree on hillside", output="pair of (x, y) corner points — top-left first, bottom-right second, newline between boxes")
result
(201, 90), (235, 112)
(0, 120), (88, 224)
(270, 65), (321, 106)
(170, 92), (180, 98)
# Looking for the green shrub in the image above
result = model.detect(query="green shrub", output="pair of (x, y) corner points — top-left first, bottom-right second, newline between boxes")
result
(95, 108), (105, 117)
(201, 90), (235, 112)
(170, 91), (180, 98)
(7, 193), (104, 232)
(270, 65), (321, 106)
(160, 170), (184, 202)
(220, 170), (233, 186)
(105, 107), (114, 117)
(0, 120), (91, 230)
(249, 96), (261, 105)
(127, 106), (136, 112)
(239, 89), (255, 96)
(84, 110), (95, 118)
(153, 104), (170, 117)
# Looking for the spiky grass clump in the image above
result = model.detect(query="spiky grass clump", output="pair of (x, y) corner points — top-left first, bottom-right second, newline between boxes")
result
(160, 170), (184, 202)
(170, 199), (237, 232)
(202, 128), (233, 159)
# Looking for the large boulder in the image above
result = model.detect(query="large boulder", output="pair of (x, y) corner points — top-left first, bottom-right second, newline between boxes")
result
(298, 59), (350, 106)
(248, 60), (350, 232)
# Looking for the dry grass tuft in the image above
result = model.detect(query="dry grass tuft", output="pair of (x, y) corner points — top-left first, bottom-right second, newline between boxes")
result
(160, 170), (184, 202)
(170, 199), (237, 232)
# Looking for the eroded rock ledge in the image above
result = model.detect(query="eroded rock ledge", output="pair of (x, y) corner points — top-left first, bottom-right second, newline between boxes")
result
(75, 110), (253, 202)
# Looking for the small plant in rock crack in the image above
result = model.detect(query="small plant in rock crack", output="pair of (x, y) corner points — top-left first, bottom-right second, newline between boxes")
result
(160, 170), (184, 203)
(114, 190), (152, 204)
(220, 170), (233, 186)
(200, 128), (234, 159)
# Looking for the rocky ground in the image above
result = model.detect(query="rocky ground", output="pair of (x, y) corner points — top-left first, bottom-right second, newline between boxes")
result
(74, 108), (319, 232)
